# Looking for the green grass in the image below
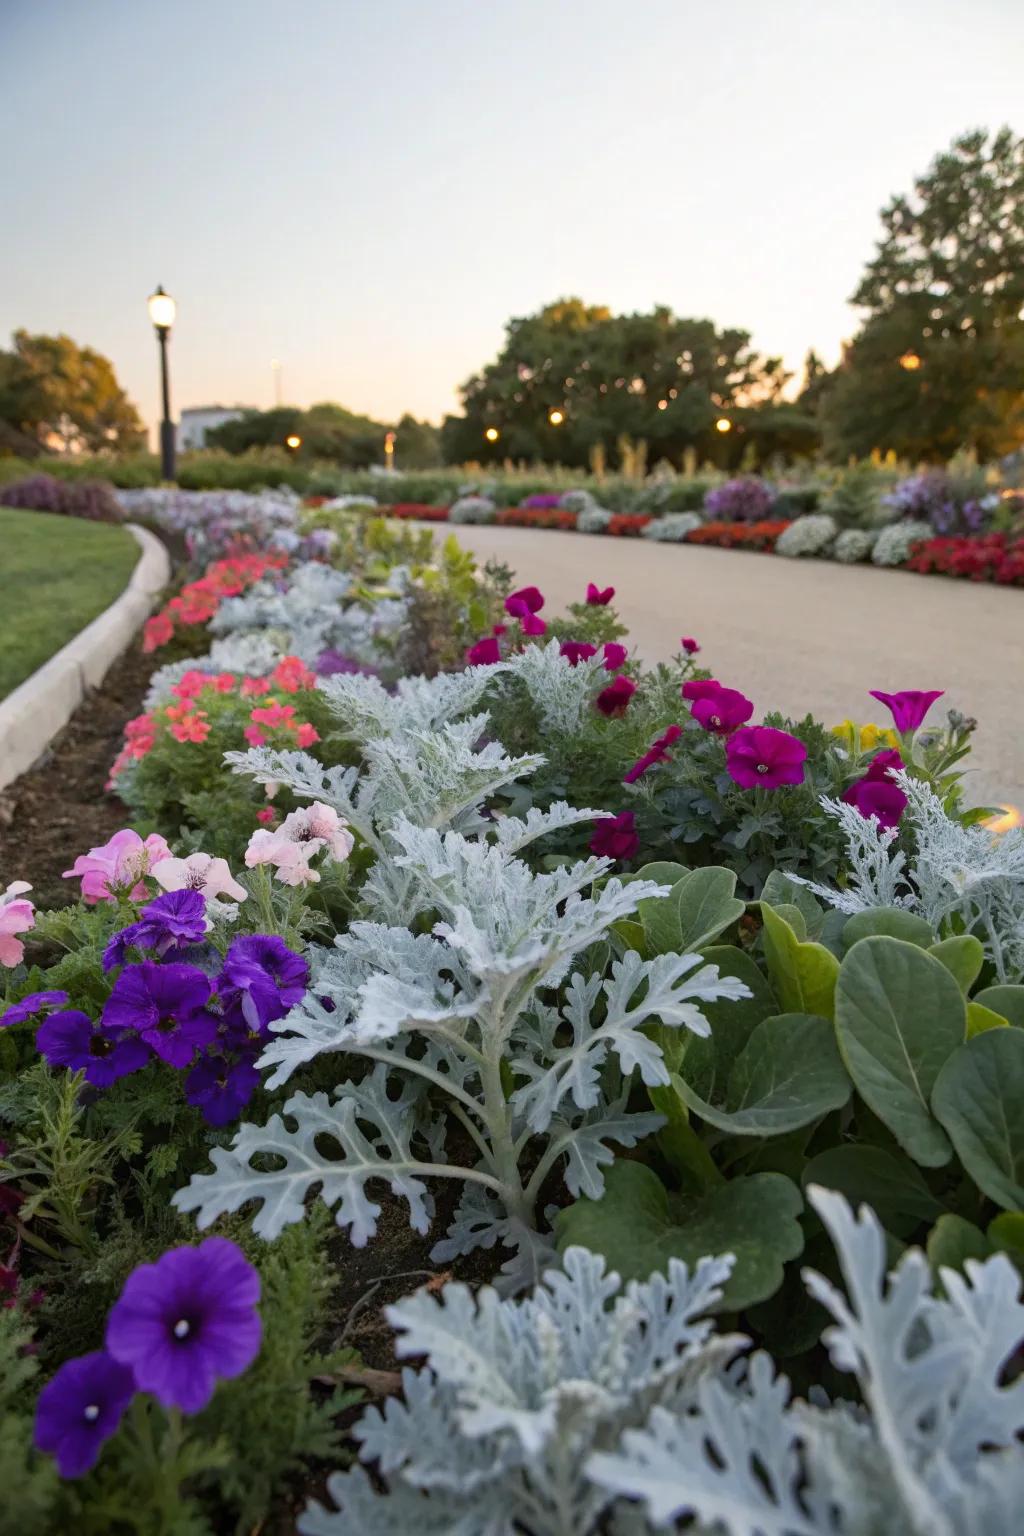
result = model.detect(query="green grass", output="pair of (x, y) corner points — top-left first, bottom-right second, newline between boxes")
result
(0, 507), (141, 699)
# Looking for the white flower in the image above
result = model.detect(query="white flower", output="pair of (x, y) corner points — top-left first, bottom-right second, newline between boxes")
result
(151, 853), (248, 904)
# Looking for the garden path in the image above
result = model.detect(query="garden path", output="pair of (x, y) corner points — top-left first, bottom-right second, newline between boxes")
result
(420, 522), (1024, 814)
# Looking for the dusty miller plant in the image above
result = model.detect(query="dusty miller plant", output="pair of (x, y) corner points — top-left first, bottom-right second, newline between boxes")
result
(174, 816), (748, 1289)
(297, 1187), (1024, 1536)
(792, 769), (1024, 981)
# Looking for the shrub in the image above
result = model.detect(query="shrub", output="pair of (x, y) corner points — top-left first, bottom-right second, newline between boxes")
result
(640, 511), (703, 541)
(638, 476), (719, 513)
(872, 519), (934, 566)
(575, 506), (613, 534)
(448, 495), (497, 524)
(821, 462), (895, 529)
(0, 473), (123, 523)
(775, 512), (838, 558)
(559, 488), (598, 514)
(833, 527), (877, 563)
(772, 485), (821, 517)
(703, 476), (777, 523)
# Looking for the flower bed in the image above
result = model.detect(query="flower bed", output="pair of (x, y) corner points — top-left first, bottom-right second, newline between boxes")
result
(905, 530), (1024, 585)
(2, 487), (1023, 1532)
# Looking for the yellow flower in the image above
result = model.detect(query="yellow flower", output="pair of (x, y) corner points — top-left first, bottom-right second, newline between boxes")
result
(859, 723), (900, 752)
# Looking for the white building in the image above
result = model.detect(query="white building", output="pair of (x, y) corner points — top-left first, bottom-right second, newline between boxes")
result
(177, 405), (255, 451)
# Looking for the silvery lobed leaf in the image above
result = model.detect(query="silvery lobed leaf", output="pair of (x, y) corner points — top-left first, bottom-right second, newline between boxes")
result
(298, 1466), (514, 1536)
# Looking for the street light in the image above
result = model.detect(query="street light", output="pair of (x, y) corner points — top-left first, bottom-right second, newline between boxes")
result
(899, 351), (922, 371)
(715, 417), (732, 433)
(384, 430), (396, 471)
(285, 433), (302, 454)
(548, 407), (565, 426)
(484, 426), (500, 443)
(148, 285), (177, 480)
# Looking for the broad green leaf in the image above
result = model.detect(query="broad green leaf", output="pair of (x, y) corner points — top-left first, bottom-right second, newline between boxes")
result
(926, 1214), (992, 1274)
(802, 1144), (943, 1238)
(966, 1001), (1009, 1037)
(638, 867), (745, 956)
(928, 935), (984, 994)
(610, 918), (647, 955)
(834, 937), (964, 1167)
(761, 903), (839, 1020)
(674, 1014), (851, 1137)
(766, 903), (808, 940)
(555, 1160), (803, 1310)
(931, 1030), (1024, 1209)
(649, 1081), (723, 1193)
(673, 946), (777, 1102)
(841, 907), (935, 953)
(631, 861), (690, 887)
(975, 986), (1024, 1028)
(760, 872), (825, 939)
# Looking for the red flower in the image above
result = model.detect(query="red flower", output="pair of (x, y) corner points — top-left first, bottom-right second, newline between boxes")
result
(589, 812), (639, 861)
(595, 676), (637, 717)
(586, 583), (615, 605)
(560, 641), (598, 666)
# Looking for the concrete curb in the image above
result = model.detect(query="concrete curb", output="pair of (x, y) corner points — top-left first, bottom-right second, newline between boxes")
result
(0, 523), (170, 791)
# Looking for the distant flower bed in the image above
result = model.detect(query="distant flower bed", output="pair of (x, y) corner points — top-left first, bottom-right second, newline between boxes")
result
(605, 513), (651, 536)
(495, 505), (578, 529)
(686, 518), (791, 551)
(906, 530), (1024, 585)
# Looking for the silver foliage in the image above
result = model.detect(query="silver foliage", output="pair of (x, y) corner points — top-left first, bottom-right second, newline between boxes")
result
(502, 641), (610, 734)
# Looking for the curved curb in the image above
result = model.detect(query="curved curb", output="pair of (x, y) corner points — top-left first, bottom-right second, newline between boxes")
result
(0, 523), (170, 792)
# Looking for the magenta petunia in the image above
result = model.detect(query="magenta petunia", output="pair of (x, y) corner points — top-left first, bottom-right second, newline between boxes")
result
(623, 723), (683, 784)
(105, 1237), (261, 1414)
(842, 777), (908, 830)
(602, 642), (628, 672)
(101, 962), (215, 1068)
(589, 812), (639, 860)
(466, 636), (502, 667)
(560, 641), (598, 667)
(863, 748), (904, 782)
(586, 583), (615, 605)
(868, 689), (945, 734)
(505, 585), (545, 615)
(726, 726), (808, 789)
(681, 678), (722, 702)
(36, 1011), (152, 1087)
(681, 637), (700, 654)
(689, 684), (754, 736)
(34, 1350), (136, 1478)
(595, 675), (637, 717)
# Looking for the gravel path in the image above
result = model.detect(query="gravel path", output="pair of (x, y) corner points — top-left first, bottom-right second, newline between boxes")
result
(422, 522), (1023, 814)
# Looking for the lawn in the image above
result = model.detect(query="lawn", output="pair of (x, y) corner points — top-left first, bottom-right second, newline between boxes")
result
(0, 506), (140, 699)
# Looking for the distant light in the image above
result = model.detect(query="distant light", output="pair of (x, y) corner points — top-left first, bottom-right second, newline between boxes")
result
(715, 417), (732, 433)
(657, 399), (668, 411)
(147, 285), (176, 331)
(548, 408), (565, 426)
(484, 426), (500, 443)
(285, 434), (302, 450)
(899, 351), (922, 371)
(982, 804), (1022, 835)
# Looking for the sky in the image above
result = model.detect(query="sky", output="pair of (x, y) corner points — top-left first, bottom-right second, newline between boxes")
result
(2, 0), (1023, 441)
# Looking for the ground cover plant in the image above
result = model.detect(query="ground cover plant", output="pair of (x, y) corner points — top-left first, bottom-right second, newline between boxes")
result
(0, 507), (140, 699)
(1, 488), (1021, 1533)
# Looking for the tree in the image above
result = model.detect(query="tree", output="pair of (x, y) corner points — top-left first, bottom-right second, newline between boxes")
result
(441, 299), (810, 468)
(823, 127), (1024, 460)
(1, 331), (145, 454)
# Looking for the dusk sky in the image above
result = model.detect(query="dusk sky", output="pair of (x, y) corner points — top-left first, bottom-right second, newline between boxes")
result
(3, 0), (1023, 438)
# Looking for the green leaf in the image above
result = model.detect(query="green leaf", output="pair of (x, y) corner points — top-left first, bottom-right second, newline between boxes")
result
(840, 907), (935, 952)
(767, 904), (808, 940)
(759, 872), (825, 939)
(834, 936), (964, 1167)
(637, 867), (745, 956)
(631, 861), (691, 887)
(931, 1030), (1024, 1209)
(761, 903), (839, 1020)
(988, 1212), (1024, 1268)
(966, 1001), (1010, 1037)
(926, 1214), (992, 1274)
(648, 1082), (724, 1193)
(672, 946), (777, 1103)
(555, 1160), (804, 1310)
(802, 1145), (943, 1238)
(928, 935), (984, 994)
(673, 1014), (851, 1137)
(975, 986), (1024, 1028)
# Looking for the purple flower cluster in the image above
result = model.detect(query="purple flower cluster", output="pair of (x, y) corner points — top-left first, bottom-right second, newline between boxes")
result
(882, 470), (958, 532)
(703, 477), (777, 524)
(34, 1237), (261, 1477)
(314, 647), (378, 677)
(1, 893), (308, 1125)
(520, 492), (564, 510)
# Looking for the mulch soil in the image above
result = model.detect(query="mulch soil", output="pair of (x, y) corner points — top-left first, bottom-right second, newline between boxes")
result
(0, 642), (153, 908)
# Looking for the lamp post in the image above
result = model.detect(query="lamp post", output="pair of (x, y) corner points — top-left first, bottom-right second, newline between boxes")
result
(148, 285), (177, 481)
(285, 433), (302, 456)
(384, 430), (396, 472)
(484, 426), (500, 444)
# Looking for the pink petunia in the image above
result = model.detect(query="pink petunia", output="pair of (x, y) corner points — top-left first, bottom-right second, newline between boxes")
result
(295, 723), (320, 748)
(244, 830), (320, 886)
(0, 882), (35, 968)
(151, 853), (248, 905)
(63, 830), (173, 905)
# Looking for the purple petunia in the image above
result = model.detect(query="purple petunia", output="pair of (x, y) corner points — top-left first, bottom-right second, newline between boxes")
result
(868, 689), (945, 734)
(0, 990), (69, 1028)
(726, 726), (808, 790)
(185, 1051), (262, 1126)
(105, 1237), (261, 1413)
(36, 1011), (151, 1087)
(34, 1350), (136, 1478)
(102, 962), (215, 1068)
(103, 889), (207, 973)
(589, 812), (639, 861)
(217, 935), (308, 1035)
